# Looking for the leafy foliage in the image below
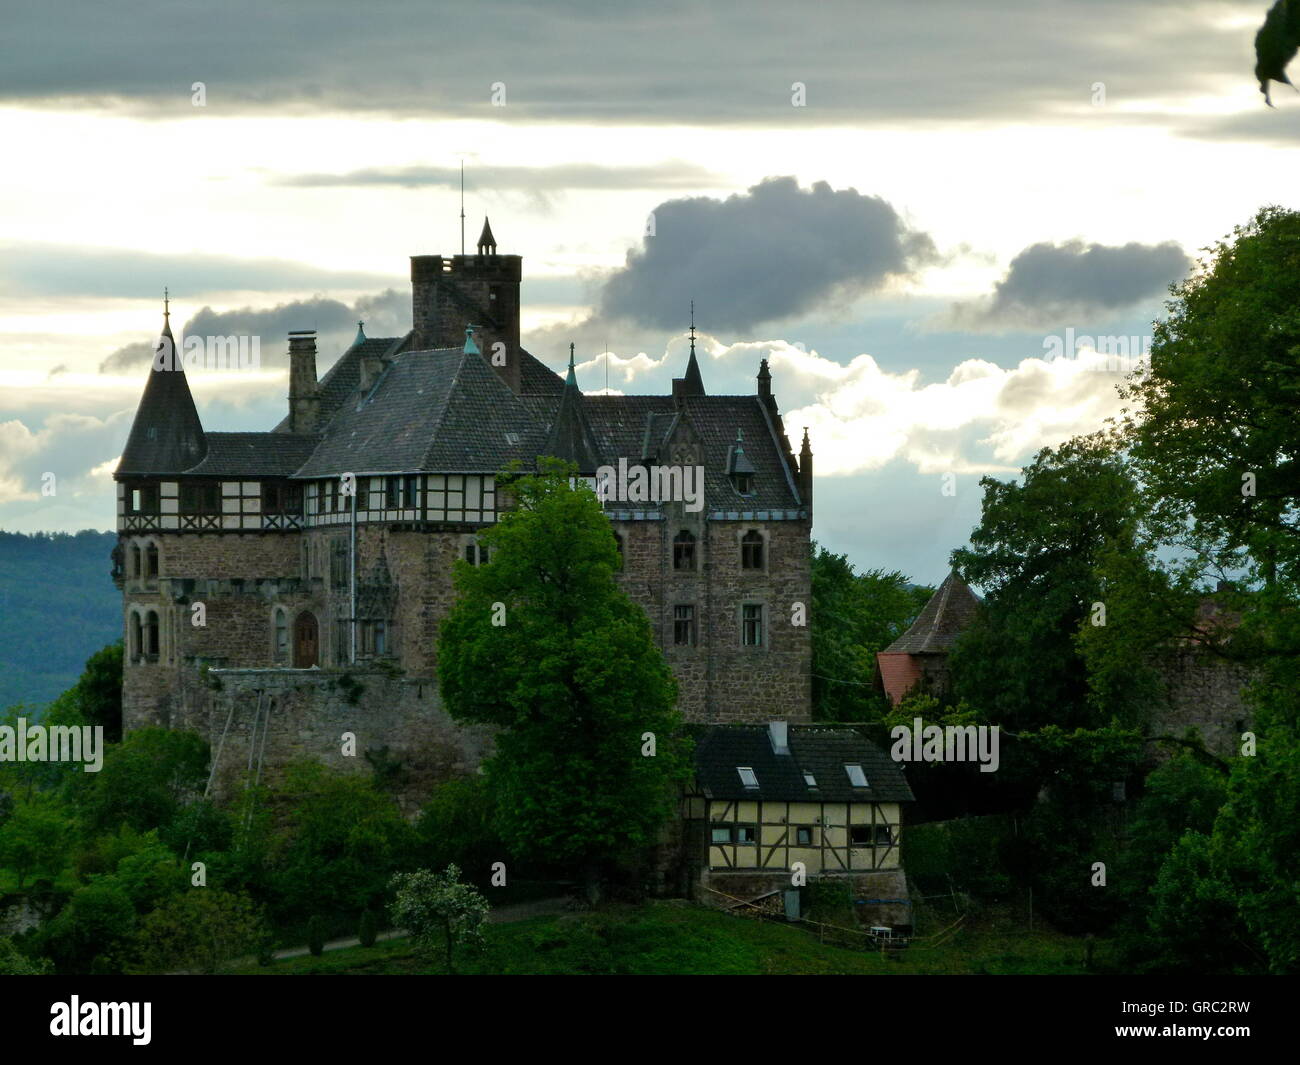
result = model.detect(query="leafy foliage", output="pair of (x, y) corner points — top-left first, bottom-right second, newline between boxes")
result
(439, 460), (691, 885)
(389, 864), (489, 973)
(810, 544), (931, 720)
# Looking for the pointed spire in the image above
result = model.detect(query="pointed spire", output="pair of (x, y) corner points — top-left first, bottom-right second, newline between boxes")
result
(464, 325), (480, 355)
(544, 341), (598, 472)
(477, 216), (497, 255)
(354, 320), (366, 346)
(678, 301), (705, 397)
(116, 300), (207, 475)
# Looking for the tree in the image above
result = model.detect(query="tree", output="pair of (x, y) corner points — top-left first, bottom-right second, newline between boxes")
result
(438, 460), (691, 895)
(950, 434), (1143, 730)
(269, 760), (413, 925)
(0, 936), (52, 975)
(128, 889), (267, 974)
(40, 878), (135, 974)
(1122, 206), (1300, 587)
(78, 728), (208, 834)
(0, 798), (73, 888)
(389, 865), (489, 973)
(810, 544), (931, 720)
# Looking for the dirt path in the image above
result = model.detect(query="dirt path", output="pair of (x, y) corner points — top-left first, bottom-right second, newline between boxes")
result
(270, 896), (573, 961)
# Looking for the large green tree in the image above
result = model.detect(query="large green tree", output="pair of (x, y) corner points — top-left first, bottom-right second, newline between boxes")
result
(810, 544), (930, 720)
(950, 434), (1144, 731)
(438, 461), (691, 895)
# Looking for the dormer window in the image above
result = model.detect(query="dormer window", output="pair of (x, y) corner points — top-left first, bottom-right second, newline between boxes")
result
(737, 766), (759, 789)
(727, 429), (757, 496)
(803, 771), (817, 788)
(845, 764), (869, 788)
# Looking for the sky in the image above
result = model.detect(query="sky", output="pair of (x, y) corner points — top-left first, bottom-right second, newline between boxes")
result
(1, 0), (1297, 585)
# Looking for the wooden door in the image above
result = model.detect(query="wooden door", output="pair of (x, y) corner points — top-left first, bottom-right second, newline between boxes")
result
(293, 612), (318, 667)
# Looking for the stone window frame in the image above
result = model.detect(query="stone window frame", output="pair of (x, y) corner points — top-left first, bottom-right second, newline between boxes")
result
(272, 606), (290, 664)
(739, 528), (766, 572)
(459, 533), (490, 567)
(740, 601), (766, 649)
(672, 603), (697, 647)
(672, 529), (696, 571)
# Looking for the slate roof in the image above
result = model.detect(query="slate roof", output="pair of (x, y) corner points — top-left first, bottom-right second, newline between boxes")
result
(881, 571), (982, 655)
(694, 725), (914, 803)
(117, 320), (208, 476)
(182, 432), (320, 477)
(293, 347), (549, 476)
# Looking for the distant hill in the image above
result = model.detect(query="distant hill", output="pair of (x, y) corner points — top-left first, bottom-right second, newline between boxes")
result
(0, 530), (120, 708)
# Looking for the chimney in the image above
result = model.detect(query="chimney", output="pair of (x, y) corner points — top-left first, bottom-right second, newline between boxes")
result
(768, 720), (790, 755)
(757, 358), (773, 407)
(287, 331), (319, 433)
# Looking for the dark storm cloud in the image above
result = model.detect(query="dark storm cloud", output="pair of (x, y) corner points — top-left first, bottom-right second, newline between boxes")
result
(98, 290), (410, 373)
(277, 162), (722, 190)
(0, 0), (1261, 128)
(947, 239), (1192, 331)
(1, 242), (396, 299)
(595, 177), (937, 332)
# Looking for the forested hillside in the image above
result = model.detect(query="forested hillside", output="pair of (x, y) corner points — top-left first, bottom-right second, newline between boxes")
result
(0, 530), (119, 709)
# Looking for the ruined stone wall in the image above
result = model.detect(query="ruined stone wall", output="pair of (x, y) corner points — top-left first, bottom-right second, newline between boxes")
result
(181, 668), (493, 816)
(1148, 649), (1258, 760)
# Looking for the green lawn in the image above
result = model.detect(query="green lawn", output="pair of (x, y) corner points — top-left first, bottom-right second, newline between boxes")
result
(233, 900), (1111, 975)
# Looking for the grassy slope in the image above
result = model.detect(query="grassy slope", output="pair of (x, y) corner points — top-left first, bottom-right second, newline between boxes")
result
(235, 900), (1109, 976)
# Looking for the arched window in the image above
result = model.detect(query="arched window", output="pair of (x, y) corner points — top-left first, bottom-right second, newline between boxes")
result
(132, 544), (143, 579)
(144, 610), (160, 659)
(611, 531), (624, 570)
(145, 543), (159, 579)
(741, 530), (764, 570)
(464, 538), (489, 566)
(673, 530), (696, 571)
(293, 612), (319, 668)
(274, 608), (289, 662)
(129, 611), (143, 660)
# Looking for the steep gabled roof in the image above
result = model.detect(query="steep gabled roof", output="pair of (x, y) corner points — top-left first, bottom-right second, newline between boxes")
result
(881, 570), (982, 655)
(694, 725), (913, 803)
(293, 347), (548, 477)
(116, 317), (208, 476)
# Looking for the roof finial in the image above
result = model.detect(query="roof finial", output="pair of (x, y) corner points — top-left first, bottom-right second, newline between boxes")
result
(569, 341), (576, 369)
(464, 324), (480, 355)
(354, 320), (366, 346)
(163, 286), (170, 322)
(689, 300), (696, 356)
(566, 341), (577, 387)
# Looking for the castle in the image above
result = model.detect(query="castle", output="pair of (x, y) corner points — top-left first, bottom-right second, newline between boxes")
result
(113, 221), (815, 805)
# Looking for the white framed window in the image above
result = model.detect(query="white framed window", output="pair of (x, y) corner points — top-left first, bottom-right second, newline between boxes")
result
(845, 763), (869, 788)
(737, 766), (758, 789)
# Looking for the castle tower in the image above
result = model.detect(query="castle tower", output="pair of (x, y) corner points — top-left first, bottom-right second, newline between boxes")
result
(410, 215), (522, 393)
(116, 294), (207, 475)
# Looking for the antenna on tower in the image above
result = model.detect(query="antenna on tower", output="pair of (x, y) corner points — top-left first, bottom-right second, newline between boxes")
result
(459, 160), (466, 256)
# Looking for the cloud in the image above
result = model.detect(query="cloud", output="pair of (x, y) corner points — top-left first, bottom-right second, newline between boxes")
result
(0, 0), (1256, 133)
(0, 242), (397, 300)
(0, 412), (130, 505)
(277, 161), (722, 192)
(98, 290), (410, 373)
(690, 337), (1132, 477)
(944, 240), (1191, 331)
(594, 177), (937, 332)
